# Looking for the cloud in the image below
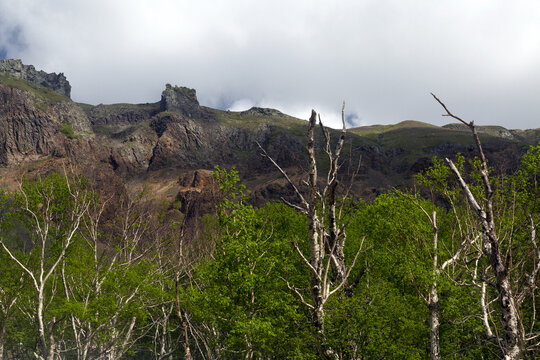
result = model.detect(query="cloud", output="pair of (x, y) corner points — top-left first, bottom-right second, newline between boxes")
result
(228, 99), (256, 112)
(1, 0), (540, 129)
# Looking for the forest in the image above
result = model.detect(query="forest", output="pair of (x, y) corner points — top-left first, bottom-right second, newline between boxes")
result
(0, 105), (539, 360)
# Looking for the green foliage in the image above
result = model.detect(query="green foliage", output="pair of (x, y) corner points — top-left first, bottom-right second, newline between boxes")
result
(339, 194), (431, 358)
(0, 146), (538, 358)
(0, 72), (68, 108)
(414, 144), (540, 359)
(60, 123), (77, 139)
(0, 173), (164, 359)
(185, 167), (314, 358)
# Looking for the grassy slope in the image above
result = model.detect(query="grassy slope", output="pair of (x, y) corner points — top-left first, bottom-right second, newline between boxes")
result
(211, 107), (307, 135)
(0, 72), (70, 108)
(351, 120), (522, 150)
(80, 102), (161, 117)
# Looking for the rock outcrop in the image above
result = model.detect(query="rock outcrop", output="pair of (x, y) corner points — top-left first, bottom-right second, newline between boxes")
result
(0, 85), (64, 164)
(0, 59), (71, 98)
(160, 84), (204, 119)
(84, 102), (160, 126)
(176, 169), (220, 216)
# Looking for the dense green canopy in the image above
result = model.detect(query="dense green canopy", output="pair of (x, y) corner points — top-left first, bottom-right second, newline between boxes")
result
(0, 145), (538, 359)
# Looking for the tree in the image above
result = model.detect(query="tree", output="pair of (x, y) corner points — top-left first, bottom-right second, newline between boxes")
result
(258, 106), (365, 359)
(0, 173), (167, 360)
(0, 172), (91, 360)
(431, 94), (540, 359)
(0, 189), (30, 360)
(336, 193), (430, 359)
(58, 192), (159, 360)
(185, 167), (311, 359)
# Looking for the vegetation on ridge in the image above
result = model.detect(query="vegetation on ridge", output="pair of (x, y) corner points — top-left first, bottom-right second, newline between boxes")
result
(0, 72), (69, 108)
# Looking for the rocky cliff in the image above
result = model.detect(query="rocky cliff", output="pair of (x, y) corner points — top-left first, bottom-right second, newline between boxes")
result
(0, 76), (92, 165)
(0, 59), (71, 98)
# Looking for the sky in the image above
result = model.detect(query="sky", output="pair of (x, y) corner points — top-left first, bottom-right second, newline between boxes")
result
(1, 0), (540, 129)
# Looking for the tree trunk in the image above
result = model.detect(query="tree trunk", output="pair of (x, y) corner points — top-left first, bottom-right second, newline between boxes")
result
(307, 110), (338, 360)
(429, 285), (441, 360)
(263, 108), (360, 359)
(485, 231), (522, 359)
(429, 211), (441, 360)
(175, 276), (192, 360)
(327, 183), (347, 285)
(38, 287), (49, 360)
(181, 314), (192, 360)
(307, 110), (325, 345)
(0, 322), (5, 360)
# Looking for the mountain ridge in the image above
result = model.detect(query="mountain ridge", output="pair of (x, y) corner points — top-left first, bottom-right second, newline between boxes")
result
(0, 60), (538, 227)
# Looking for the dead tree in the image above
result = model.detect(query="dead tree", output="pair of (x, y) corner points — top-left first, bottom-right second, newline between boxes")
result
(431, 94), (540, 360)
(411, 204), (479, 360)
(258, 104), (364, 359)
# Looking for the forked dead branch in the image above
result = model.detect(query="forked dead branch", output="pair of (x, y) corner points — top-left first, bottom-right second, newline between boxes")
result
(257, 104), (366, 359)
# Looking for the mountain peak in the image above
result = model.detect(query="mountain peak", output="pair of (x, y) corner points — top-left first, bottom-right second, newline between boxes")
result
(0, 59), (71, 98)
(160, 84), (201, 118)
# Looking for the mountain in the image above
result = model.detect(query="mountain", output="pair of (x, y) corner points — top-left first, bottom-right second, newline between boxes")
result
(0, 60), (538, 222)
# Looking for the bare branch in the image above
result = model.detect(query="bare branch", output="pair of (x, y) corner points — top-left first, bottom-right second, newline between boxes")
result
(279, 276), (314, 310)
(481, 280), (495, 339)
(431, 93), (471, 127)
(281, 197), (308, 215)
(292, 237), (320, 280)
(445, 159), (484, 216)
(441, 233), (479, 271)
(517, 216), (539, 306)
(0, 240), (39, 291)
(256, 141), (309, 209)
(333, 101), (347, 164)
(329, 236), (366, 297)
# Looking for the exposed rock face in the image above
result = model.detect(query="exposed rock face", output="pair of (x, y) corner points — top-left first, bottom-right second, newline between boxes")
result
(148, 112), (208, 169)
(52, 101), (93, 135)
(146, 110), (305, 175)
(242, 107), (284, 117)
(175, 169), (222, 238)
(160, 84), (203, 118)
(0, 75), (92, 165)
(0, 59), (71, 98)
(0, 85), (64, 164)
(107, 125), (158, 175)
(176, 169), (220, 216)
(85, 102), (160, 126)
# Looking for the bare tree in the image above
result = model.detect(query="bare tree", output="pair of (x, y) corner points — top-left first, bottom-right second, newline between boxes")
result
(411, 203), (479, 360)
(431, 94), (540, 360)
(59, 193), (159, 360)
(258, 105), (365, 359)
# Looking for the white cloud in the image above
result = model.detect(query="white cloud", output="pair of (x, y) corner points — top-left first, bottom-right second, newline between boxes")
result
(228, 98), (256, 112)
(1, 0), (540, 128)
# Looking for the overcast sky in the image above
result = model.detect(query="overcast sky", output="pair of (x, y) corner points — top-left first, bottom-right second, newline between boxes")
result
(1, 0), (540, 129)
